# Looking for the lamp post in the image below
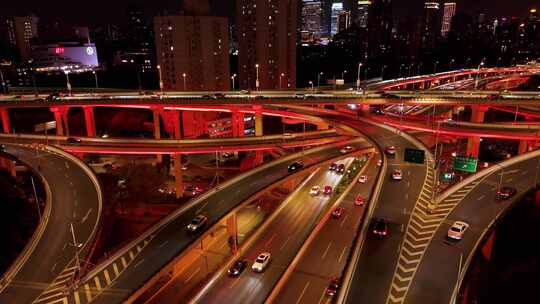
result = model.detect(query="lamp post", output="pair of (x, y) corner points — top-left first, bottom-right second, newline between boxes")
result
(381, 65), (386, 80)
(65, 71), (72, 96)
(279, 73), (285, 90)
(157, 65), (163, 94)
(255, 64), (260, 91)
(474, 61), (485, 90)
(0, 68), (6, 94)
(309, 80), (314, 91)
(92, 70), (99, 89)
(342, 70), (347, 81)
(417, 62), (423, 76)
(434, 61), (439, 74)
(231, 73), (237, 90)
(399, 64), (404, 78)
(317, 72), (323, 90)
(356, 63), (362, 92)
(182, 73), (187, 91)
(450, 59), (455, 71)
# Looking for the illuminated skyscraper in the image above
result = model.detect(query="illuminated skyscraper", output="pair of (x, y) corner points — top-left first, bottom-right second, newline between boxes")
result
(236, 0), (297, 89)
(356, 1), (371, 28)
(337, 10), (352, 33)
(331, 2), (344, 36)
(441, 2), (456, 37)
(422, 2), (441, 50)
(301, 0), (323, 40)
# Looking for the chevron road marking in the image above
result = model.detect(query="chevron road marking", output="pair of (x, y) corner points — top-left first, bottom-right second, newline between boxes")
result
(385, 175), (485, 304)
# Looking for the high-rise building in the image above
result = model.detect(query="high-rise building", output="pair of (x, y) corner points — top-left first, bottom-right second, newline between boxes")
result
(301, 0), (323, 40)
(441, 3), (456, 37)
(422, 2), (441, 50)
(124, 6), (155, 73)
(12, 15), (39, 60)
(331, 2), (344, 36)
(236, 0), (297, 89)
(154, 1), (230, 91)
(356, 1), (371, 28)
(320, 0), (333, 37)
(337, 10), (352, 33)
(368, 0), (393, 58)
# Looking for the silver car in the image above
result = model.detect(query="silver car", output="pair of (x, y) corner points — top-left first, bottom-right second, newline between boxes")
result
(252, 252), (271, 272)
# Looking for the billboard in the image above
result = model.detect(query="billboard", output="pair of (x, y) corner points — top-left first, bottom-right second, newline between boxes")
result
(404, 148), (425, 164)
(32, 43), (99, 71)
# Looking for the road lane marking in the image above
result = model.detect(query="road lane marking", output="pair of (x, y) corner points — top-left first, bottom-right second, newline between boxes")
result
(84, 284), (92, 302)
(265, 233), (276, 248)
(340, 214), (348, 228)
(104, 270), (112, 285)
(317, 287), (328, 304)
(81, 208), (93, 223)
(477, 195), (485, 201)
(121, 257), (128, 268)
(158, 240), (169, 248)
(133, 258), (145, 269)
(280, 236), (291, 251)
(113, 263), (120, 277)
(74, 291), (81, 304)
(321, 242), (332, 259)
(185, 267), (201, 283)
(338, 246), (348, 263)
(94, 276), (102, 292)
(295, 281), (311, 304)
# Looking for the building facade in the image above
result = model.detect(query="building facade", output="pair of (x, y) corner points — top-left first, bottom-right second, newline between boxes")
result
(422, 2), (441, 50)
(12, 16), (39, 60)
(154, 15), (230, 91)
(301, 0), (323, 41)
(236, 0), (297, 90)
(441, 2), (456, 37)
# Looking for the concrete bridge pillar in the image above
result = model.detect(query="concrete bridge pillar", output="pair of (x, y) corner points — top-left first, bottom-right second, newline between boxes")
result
(173, 154), (183, 198)
(50, 107), (70, 136)
(466, 106), (488, 158)
(82, 106), (96, 137)
(518, 140), (535, 154)
(226, 213), (238, 254)
(254, 105), (263, 136)
(0, 108), (10, 133)
(231, 110), (245, 137)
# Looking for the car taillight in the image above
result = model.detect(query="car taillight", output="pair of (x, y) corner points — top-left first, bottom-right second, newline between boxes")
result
(382, 231), (387, 235)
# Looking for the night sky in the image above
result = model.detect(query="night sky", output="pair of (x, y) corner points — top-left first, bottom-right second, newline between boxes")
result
(0, 0), (537, 26)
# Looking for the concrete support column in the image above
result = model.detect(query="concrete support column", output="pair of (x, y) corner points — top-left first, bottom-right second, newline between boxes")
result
(226, 214), (238, 254)
(254, 105), (263, 137)
(466, 106), (488, 158)
(82, 106), (96, 137)
(152, 107), (162, 140)
(173, 154), (183, 198)
(51, 107), (65, 136)
(254, 151), (264, 166)
(231, 110), (245, 137)
(0, 108), (11, 133)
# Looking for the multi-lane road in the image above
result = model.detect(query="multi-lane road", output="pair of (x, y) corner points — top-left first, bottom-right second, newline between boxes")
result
(0, 143), (101, 304)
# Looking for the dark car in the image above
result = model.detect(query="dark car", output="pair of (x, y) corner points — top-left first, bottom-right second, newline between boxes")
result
(336, 164), (346, 174)
(372, 218), (389, 238)
(332, 207), (344, 218)
(66, 137), (82, 144)
(227, 259), (248, 277)
(288, 161), (304, 173)
(329, 163), (338, 171)
(326, 278), (340, 296)
(496, 187), (517, 200)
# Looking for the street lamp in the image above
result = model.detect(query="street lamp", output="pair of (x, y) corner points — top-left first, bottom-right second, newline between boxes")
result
(381, 65), (386, 80)
(157, 65), (163, 94)
(309, 80), (314, 91)
(434, 61), (439, 74)
(64, 71), (72, 96)
(399, 64), (404, 78)
(342, 70), (347, 81)
(255, 64), (260, 91)
(317, 72), (323, 90)
(182, 73), (187, 91)
(231, 73), (237, 90)
(0, 68), (6, 94)
(279, 73), (285, 90)
(474, 61), (485, 90)
(92, 70), (99, 89)
(356, 63), (363, 92)
(450, 59), (455, 71)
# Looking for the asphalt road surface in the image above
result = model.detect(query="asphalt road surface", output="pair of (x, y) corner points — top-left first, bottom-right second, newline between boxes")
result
(273, 152), (381, 304)
(68, 139), (371, 304)
(192, 158), (356, 304)
(0, 143), (101, 304)
(405, 156), (540, 304)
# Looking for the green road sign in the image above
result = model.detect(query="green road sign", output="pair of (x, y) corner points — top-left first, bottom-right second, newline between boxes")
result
(404, 148), (425, 164)
(453, 156), (478, 173)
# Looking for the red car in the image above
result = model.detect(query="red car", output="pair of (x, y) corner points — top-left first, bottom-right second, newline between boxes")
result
(355, 195), (365, 206)
(332, 207), (344, 218)
(324, 185), (333, 195)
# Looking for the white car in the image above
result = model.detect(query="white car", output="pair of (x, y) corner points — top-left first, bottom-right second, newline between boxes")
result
(391, 169), (403, 181)
(340, 146), (353, 154)
(252, 252), (271, 272)
(358, 175), (368, 183)
(310, 185), (321, 196)
(447, 221), (470, 240)
(385, 146), (397, 156)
